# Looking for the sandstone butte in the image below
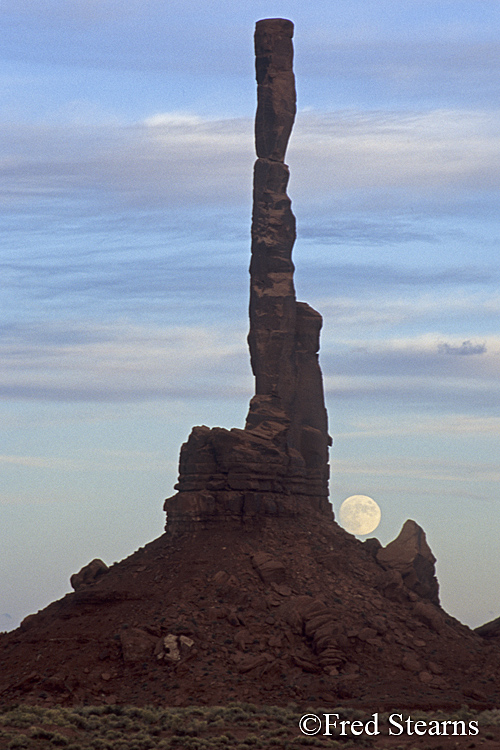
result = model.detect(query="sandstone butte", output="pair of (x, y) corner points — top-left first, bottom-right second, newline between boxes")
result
(1, 18), (500, 715)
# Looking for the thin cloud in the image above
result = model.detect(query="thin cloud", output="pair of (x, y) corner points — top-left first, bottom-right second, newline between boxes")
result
(438, 340), (487, 355)
(325, 374), (500, 412)
(3, 2), (499, 97)
(0, 450), (169, 474)
(298, 218), (438, 245)
(322, 334), (499, 381)
(297, 40), (500, 105)
(335, 414), (500, 439)
(289, 109), (500, 198)
(2, 318), (498, 406)
(334, 456), (500, 485)
(312, 264), (498, 299)
(322, 329), (500, 408)
(0, 117), (254, 210)
(316, 291), (500, 331)
(0, 320), (251, 401)
(1, 109), (499, 213)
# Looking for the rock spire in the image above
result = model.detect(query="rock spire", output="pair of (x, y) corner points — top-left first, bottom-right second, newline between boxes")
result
(246, 18), (330, 490)
(164, 19), (331, 531)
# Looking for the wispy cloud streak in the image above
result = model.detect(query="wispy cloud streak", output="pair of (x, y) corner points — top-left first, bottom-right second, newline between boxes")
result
(2, 319), (499, 405)
(1, 109), (498, 212)
(0, 321), (250, 401)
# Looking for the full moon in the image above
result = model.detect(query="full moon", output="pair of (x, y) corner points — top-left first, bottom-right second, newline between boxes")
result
(338, 495), (381, 536)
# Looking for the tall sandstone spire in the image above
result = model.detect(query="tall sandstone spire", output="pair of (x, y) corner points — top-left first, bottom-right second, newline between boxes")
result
(165, 19), (331, 531)
(246, 19), (330, 487)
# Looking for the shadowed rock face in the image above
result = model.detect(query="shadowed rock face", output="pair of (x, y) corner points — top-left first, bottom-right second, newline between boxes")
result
(254, 18), (296, 162)
(164, 19), (331, 531)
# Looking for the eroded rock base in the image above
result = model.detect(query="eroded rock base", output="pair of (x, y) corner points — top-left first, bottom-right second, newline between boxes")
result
(164, 424), (332, 533)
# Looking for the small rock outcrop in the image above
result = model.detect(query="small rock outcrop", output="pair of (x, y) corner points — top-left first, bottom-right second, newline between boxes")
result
(70, 559), (108, 591)
(376, 520), (439, 604)
(165, 18), (331, 532)
(475, 616), (500, 639)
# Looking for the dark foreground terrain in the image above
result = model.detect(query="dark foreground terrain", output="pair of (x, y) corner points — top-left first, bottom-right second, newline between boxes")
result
(2, 702), (500, 750)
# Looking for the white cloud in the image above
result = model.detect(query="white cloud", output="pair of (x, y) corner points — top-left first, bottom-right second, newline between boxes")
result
(143, 112), (204, 128)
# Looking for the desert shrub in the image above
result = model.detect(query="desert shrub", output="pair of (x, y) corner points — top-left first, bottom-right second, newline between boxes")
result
(223, 707), (251, 723)
(264, 706), (291, 724)
(241, 734), (263, 747)
(478, 708), (500, 726)
(188, 708), (207, 718)
(87, 738), (110, 749)
(104, 715), (134, 731)
(101, 705), (126, 717)
(164, 712), (185, 733)
(41, 708), (70, 727)
(169, 738), (213, 750)
(171, 718), (205, 738)
(7, 735), (32, 749)
(1, 707), (35, 728)
(451, 705), (475, 722)
(30, 726), (54, 739)
(123, 707), (158, 724)
(49, 732), (70, 746)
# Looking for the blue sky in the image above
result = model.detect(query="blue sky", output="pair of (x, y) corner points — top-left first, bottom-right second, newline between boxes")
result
(1, 0), (499, 631)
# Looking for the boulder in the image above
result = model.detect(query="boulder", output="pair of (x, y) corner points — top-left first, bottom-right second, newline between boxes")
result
(70, 559), (109, 591)
(120, 628), (157, 663)
(251, 551), (286, 584)
(154, 633), (195, 662)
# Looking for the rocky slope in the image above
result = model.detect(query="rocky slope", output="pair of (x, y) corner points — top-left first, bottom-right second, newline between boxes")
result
(1, 508), (499, 709)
